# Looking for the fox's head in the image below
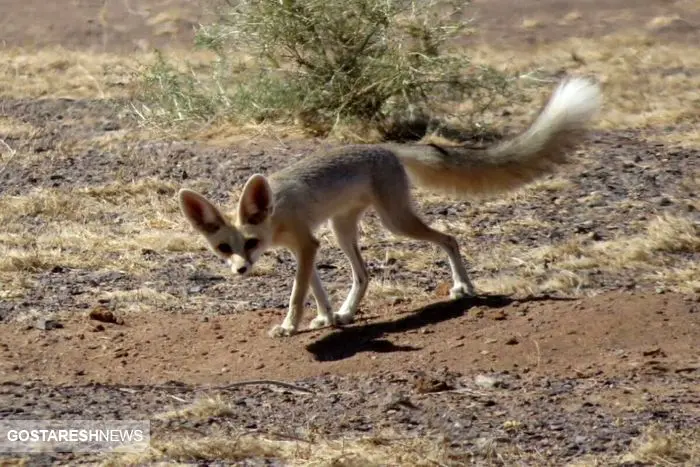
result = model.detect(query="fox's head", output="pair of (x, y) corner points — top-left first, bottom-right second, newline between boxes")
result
(178, 174), (274, 277)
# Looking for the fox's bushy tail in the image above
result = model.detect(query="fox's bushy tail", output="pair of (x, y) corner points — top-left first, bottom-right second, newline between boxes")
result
(393, 77), (603, 197)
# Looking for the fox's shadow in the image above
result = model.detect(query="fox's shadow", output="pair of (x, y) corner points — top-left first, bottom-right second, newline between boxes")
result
(305, 294), (573, 362)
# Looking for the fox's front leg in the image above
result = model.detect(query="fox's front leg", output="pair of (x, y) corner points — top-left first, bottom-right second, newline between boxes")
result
(269, 238), (319, 338)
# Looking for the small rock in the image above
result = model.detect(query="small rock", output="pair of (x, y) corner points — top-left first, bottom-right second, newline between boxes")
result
(475, 437), (495, 453)
(491, 310), (507, 321)
(141, 248), (158, 257)
(435, 282), (452, 297)
(642, 347), (666, 358)
(102, 122), (120, 131)
(91, 324), (105, 332)
(575, 220), (595, 233)
(88, 306), (123, 325)
(474, 374), (499, 389)
(505, 337), (519, 345)
(413, 375), (452, 394)
(503, 420), (522, 431)
(383, 393), (418, 411)
(35, 319), (63, 331)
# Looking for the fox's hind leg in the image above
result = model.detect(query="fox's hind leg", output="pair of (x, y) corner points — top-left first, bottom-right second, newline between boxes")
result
(373, 179), (475, 299)
(308, 268), (334, 330)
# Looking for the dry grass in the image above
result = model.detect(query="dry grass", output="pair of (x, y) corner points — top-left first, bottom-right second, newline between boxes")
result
(157, 395), (235, 421)
(560, 11), (583, 25)
(0, 48), (141, 99)
(104, 397), (459, 465)
(521, 18), (543, 29)
(647, 264), (700, 294)
(0, 458), (29, 466)
(468, 31), (700, 132)
(0, 116), (36, 138)
(646, 15), (683, 30)
(104, 427), (454, 467)
(0, 47), (215, 100)
(646, 126), (700, 148)
(368, 281), (432, 305)
(620, 427), (700, 465)
(102, 407), (700, 467)
(3, 29), (698, 134)
(94, 288), (180, 313)
(472, 213), (699, 296)
(0, 178), (200, 298)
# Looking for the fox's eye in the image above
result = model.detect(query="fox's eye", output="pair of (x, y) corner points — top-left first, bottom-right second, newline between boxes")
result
(216, 243), (233, 255)
(244, 238), (259, 250)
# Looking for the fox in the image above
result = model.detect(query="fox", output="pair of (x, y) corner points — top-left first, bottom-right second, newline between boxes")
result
(178, 76), (602, 338)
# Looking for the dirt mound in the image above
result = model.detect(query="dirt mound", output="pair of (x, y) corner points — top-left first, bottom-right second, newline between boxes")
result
(2, 291), (697, 386)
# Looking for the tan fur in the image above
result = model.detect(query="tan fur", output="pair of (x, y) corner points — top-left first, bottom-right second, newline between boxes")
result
(178, 77), (603, 338)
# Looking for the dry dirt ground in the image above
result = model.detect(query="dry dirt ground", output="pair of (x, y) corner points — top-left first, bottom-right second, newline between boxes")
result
(1, 0), (699, 466)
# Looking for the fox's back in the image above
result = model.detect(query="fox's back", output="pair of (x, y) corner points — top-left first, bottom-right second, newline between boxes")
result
(268, 145), (407, 227)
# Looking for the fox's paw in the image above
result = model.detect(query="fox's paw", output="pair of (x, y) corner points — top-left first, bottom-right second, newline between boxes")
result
(450, 282), (475, 300)
(268, 323), (298, 338)
(309, 314), (335, 330)
(332, 311), (356, 326)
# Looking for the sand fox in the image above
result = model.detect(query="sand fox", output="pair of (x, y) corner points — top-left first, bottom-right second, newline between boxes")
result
(178, 77), (602, 337)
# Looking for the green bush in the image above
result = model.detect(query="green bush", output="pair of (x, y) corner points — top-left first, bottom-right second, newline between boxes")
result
(134, 0), (516, 140)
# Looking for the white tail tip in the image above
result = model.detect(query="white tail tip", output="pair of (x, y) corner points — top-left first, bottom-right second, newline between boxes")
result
(545, 77), (603, 124)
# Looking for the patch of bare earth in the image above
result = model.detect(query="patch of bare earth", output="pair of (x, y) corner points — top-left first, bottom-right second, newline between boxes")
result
(1, 0), (699, 466)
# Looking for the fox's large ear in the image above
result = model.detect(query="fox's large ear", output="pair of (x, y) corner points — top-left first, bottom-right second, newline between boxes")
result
(178, 189), (228, 234)
(238, 174), (274, 225)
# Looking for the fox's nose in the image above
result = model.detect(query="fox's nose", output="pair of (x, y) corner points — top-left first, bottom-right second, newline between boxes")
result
(237, 266), (248, 275)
